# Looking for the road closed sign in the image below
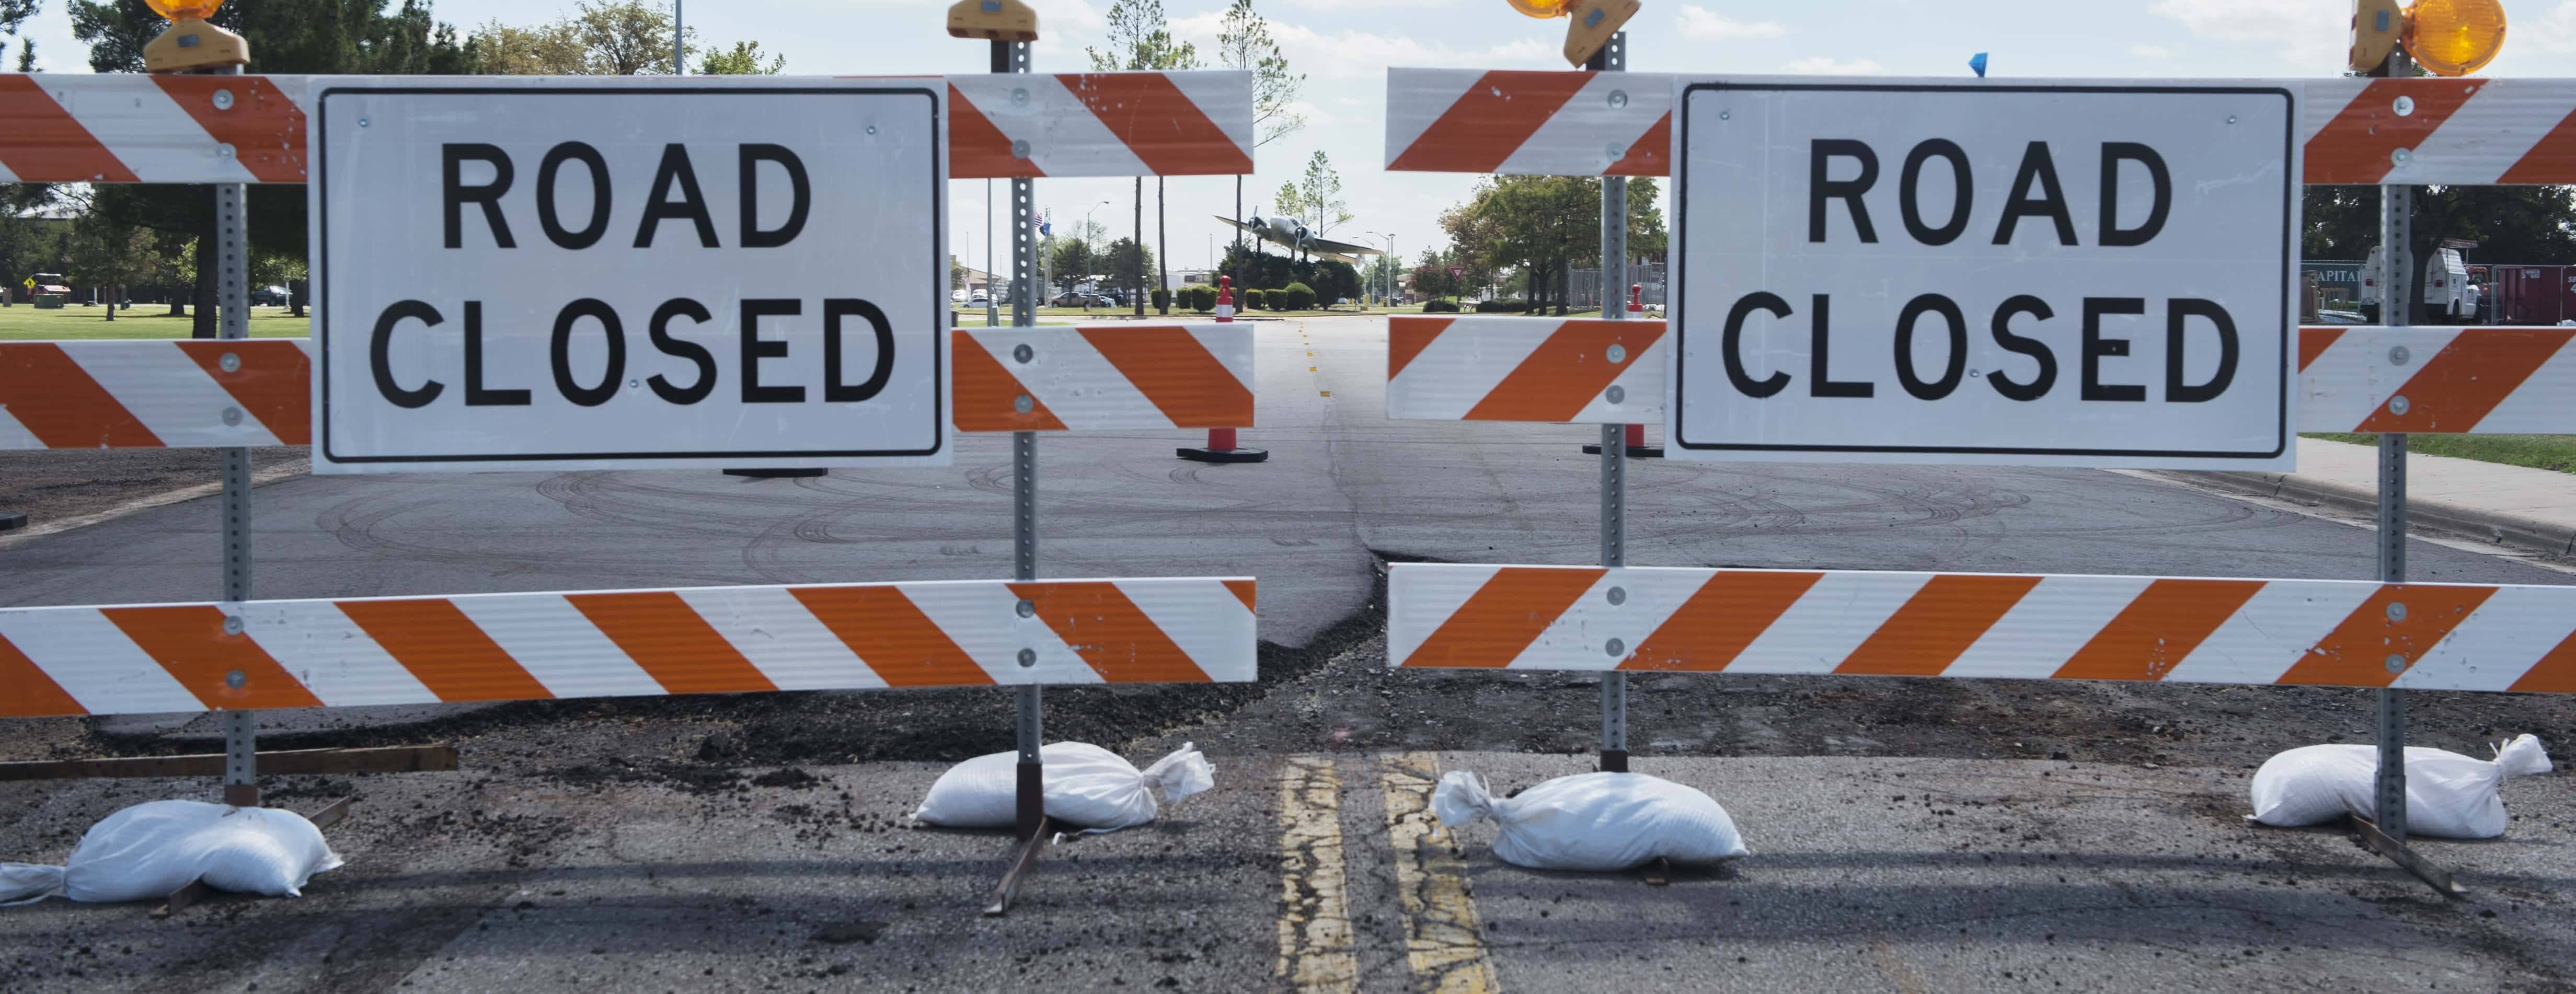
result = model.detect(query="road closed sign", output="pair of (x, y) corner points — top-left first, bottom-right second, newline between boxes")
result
(1669, 82), (2296, 469)
(312, 80), (947, 473)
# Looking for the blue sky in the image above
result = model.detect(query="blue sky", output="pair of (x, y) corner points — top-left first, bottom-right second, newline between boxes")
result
(12, 0), (2575, 273)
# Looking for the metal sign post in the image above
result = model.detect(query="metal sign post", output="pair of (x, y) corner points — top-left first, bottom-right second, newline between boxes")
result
(2372, 51), (2415, 845)
(989, 36), (1052, 917)
(212, 64), (258, 810)
(1591, 32), (1629, 774)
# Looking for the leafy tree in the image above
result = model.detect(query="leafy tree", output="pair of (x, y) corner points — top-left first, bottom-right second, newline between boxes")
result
(1217, 0), (1301, 289)
(1091, 0), (1197, 314)
(0, 0), (39, 69)
(2305, 185), (2576, 302)
(72, 0), (479, 335)
(1103, 237), (1155, 295)
(472, 20), (585, 74)
(1295, 151), (1351, 239)
(697, 39), (781, 75)
(1439, 175), (1666, 314)
(1048, 238), (1093, 294)
(470, 1), (703, 76)
(64, 213), (167, 320)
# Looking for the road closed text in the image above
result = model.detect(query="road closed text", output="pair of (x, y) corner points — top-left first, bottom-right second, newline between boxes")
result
(1670, 84), (2295, 469)
(314, 85), (946, 472)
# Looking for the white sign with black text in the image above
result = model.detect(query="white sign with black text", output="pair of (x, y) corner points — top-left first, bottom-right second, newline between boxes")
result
(313, 80), (947, 473)
(1668, 80), (2297, 469)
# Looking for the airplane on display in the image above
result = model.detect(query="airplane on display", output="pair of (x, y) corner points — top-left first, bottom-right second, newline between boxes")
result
(1216, 212), (1384, 264)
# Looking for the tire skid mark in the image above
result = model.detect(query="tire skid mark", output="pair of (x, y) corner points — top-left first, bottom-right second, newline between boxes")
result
(1383, 752), (1499, 994)
(1273, 756), (1359, 992)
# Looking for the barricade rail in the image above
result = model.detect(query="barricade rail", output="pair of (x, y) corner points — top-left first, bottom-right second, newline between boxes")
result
(1385, 70), (2576, 185)
(1389, 563), (2572, 694)
(1383, 318), (2576, 435)
(0, 70), (1253, 182)
(0, 576), (1256, 719)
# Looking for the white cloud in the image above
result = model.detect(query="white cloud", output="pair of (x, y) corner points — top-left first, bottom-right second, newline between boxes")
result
(1780, 56), (1885, 75)
(2147, 0), (2345, 69)
(2128, 44), (2174, 59)
(1168, 16), (1558, 80)
(1674, 6), (1786, 41)
(2531, 2), (2576, 54)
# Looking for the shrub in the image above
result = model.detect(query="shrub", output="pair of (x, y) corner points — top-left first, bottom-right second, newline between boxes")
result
(1151, 288), (1170, 311)
(1421, 298), (1460, 313)
(1245, 288), (1266, 309)
(1189, 286), (1215, 312)
(1282, 282), (1316, 311)
(1474, 298), (1529, 314)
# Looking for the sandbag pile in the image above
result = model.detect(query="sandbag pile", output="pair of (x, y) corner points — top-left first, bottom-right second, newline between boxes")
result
(2248, 733), (2552, 839)
(913, 742), (1214, 832)
(2, 800), (342, 906)
(1431, 770), (1749, 871)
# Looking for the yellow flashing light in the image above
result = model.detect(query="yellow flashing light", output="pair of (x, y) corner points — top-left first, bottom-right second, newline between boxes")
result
(1508, 0), (1569, 18)
(142, 0), (246, 72)
(2405, 0), (2507, 77)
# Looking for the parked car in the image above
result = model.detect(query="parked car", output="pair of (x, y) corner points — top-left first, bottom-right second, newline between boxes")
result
(966, 294), (991, 308)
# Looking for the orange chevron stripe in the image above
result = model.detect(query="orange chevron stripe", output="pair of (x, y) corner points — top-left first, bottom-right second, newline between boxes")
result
(1608, 111), (1671, 177)
(2304, 79), (2480, 184)
(2498, 104), (2576, 185)
(151, 74), (306, 183)
(176, 340), (311, 444)
(1463, 320), (1663, 422)
(2296, 327), (2343, 373)
(1223, 580), (1256, 613)
(0, 75), (138, 182)
(2051, 579), (2266, 682)
(566, 591), (777, 696)
(0, 343), (162, 448)
(2509, 629), (2576, 694)
(1387, 316), (1451, 380)
(1009, 581), (1211, 683)
(336, 599), (554, 703)
(0, 631), (84, 717)
(1835, 575), (2042, 677)
(790, 585), (995, 688)
(1079, 326), (1254, 427)
(949, 83), (1040, 180)
(98, 605), (325, 710)
(1055, 73), (1252, 176)
(1401, 567), (1605, 668)
(1388, 71), (1594, 173)
(950, 332), (1066, 432)
(2355, 329), (2575, 433)
(1620, 570), (1822, 672)
(2279, 584), (2494, 688)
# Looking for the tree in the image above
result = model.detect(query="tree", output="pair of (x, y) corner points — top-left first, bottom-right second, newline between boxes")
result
(64, 214), (167, 320)
(1103, 237), (1155, 296)
(472, 20), (585, 74)
(1295, 151), (1351, 239)
(573, 1), (685, 75)
(1091, 0), (1199, 316)
(1217, 0), (1302, 293)
(0, 0), (38, 70)
(2306, 184), (2576, 321)
(1439, 175), (1668, 314)
(1048, 238), (1094, 294)
(469, 1), (706, 76)
(698, 40), (782, 75)
(72, 0), (479, 336)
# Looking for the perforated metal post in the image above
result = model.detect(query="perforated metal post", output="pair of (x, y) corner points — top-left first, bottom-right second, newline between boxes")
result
(212, 64), (259, 808)
(2376, 170), (2413, 841)
(1593, 31), (1630, 773)
(999, 38), (1045, 843)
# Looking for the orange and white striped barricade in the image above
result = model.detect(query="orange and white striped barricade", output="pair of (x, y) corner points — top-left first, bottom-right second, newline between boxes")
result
(0, 71), (1252, 183)
(1384, 70), (2576, 186)
(1385, 315), (1662, 425)
(0, 339), (312, 449)
(1379, 322), (2576, 438)
(1390, 563), (2573, 695)
(952, 323), (1254, 433)
(0, 577), (1255, 719)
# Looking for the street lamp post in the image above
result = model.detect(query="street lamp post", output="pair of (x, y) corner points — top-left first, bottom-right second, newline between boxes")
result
(1364, 231), (1396, 306)
(1081, 199), (1109, 304)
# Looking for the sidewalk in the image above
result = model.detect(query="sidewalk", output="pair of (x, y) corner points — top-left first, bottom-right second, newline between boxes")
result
(2188, 436), (2576, 557)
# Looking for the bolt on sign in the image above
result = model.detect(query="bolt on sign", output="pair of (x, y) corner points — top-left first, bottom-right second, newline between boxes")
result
(312, 79), (949, 473)
(1668, 81), (2298, 469)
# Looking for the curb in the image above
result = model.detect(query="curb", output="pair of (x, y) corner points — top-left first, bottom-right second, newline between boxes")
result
(2179, 470), (2576, 559)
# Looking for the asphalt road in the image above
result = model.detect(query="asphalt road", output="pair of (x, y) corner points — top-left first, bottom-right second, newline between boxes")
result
(2, 315), (2572, 991)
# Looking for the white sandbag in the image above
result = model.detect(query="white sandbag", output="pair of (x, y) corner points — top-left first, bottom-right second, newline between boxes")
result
(912, 742), (1215, 831)
(2249, 734), (2552, 839)
(1432, 771), (1749, 871)
(2, 800), (341, 906)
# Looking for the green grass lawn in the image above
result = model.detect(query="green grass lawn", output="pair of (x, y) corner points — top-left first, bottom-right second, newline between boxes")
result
(0, 305), (308, 340)
(2307, 432), (2576, 475)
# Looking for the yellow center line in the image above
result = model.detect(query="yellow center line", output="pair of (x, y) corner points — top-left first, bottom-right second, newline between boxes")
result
(1384, 752), (1500, 994)
(1273, 757), (1359, 992)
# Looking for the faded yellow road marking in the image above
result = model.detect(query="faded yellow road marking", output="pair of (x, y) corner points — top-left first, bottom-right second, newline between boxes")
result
(1274, 757), (1358, 992)
(1384, 752), (1499, 994)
